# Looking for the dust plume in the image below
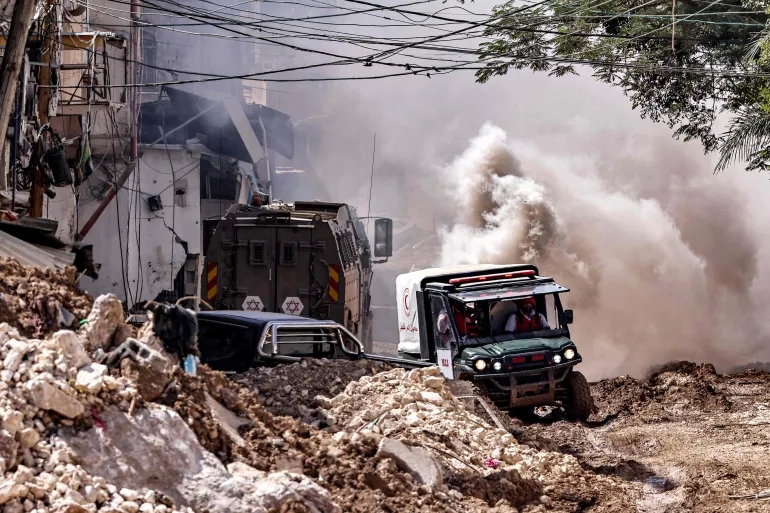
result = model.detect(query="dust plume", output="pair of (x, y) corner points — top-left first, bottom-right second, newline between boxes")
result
(438, 124), (765, 379)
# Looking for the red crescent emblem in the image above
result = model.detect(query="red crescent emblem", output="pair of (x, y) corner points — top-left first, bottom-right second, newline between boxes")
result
(403, 288), (411, 316)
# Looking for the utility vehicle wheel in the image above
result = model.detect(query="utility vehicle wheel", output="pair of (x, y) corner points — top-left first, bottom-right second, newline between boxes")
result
(564, 370), (593, 421)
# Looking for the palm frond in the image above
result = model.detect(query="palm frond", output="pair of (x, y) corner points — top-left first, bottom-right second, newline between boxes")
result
(715, 108), (770, 173)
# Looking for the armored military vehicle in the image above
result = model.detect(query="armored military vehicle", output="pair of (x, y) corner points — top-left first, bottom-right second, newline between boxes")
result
(202, 200), (393, 352)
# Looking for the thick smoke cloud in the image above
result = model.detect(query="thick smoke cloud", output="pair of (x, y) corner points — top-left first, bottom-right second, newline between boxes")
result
(437, 124), (766, 379)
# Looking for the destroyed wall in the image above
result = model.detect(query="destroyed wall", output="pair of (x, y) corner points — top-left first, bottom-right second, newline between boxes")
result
(78, 147), (202, 308)
(89, 0), (267, 103)
(55, 2), (130, 158)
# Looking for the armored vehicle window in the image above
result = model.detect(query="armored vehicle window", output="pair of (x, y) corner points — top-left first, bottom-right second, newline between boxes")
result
(280, 241), (298, 266)
(249, 241), (267, 266)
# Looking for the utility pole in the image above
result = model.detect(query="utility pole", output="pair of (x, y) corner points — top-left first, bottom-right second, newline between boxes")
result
(31, 0), (58, 218)
(78, 0), (142, 240)
(0, 0), (37, 198)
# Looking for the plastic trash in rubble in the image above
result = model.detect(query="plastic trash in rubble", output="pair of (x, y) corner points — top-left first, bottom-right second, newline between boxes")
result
(645, 476), (674, 492)
(183, 354), (200, 376)
(57, 306), (76, 328)
(483, 457), (501, 470)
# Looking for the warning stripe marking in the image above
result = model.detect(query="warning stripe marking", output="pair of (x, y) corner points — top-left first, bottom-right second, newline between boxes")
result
(206, 262), (218, 300)
(328, 264), (340, 302)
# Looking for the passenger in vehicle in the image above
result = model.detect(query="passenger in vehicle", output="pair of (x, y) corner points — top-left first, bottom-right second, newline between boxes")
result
(504, 297), (549, 333)
(452, 304), (481, 338)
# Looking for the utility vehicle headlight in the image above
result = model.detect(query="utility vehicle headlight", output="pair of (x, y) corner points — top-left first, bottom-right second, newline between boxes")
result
(563, 348), (576, 360)
(493, 361), (502, 371)
(474, 359), (487, 371)
(553, 354), (562, 364)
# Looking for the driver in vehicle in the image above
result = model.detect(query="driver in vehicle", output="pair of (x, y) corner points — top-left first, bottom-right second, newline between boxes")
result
(504, 297), (549, 333)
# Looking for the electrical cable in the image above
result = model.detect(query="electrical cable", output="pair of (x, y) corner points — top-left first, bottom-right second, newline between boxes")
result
(33, 0), (760, 89)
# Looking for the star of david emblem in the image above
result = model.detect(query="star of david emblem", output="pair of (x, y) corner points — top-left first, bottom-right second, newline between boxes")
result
(281, 296), (304, 316)
(242, 296), (264, 312)
(285, 299), (300, 314)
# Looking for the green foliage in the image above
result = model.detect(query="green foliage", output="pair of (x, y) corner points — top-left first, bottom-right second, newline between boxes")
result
(477, 0), (770, 170)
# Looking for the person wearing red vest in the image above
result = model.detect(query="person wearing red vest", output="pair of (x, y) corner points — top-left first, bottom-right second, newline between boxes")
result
(504, 297), (549, 333)
(453, 305), (481, 338)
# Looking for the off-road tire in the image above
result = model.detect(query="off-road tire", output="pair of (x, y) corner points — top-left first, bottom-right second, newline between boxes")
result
(564, 370), (593, 421)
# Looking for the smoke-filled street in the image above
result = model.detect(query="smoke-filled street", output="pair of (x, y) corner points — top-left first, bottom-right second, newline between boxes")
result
(3, 0), (770, 510)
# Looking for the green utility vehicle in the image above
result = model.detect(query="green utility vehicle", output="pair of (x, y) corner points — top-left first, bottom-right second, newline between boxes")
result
(395, 264), (593, 419)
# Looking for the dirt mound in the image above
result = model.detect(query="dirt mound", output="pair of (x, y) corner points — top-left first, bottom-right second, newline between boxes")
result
(233, 359), (391, 421)
(180, 366), (522, 512)
(0, 258), (92, 337)
(592, 361), (732, 420)
(320, 366), (636, 511)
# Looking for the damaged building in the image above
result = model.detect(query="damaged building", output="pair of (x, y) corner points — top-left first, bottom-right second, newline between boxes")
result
(0, 0), (297, 309)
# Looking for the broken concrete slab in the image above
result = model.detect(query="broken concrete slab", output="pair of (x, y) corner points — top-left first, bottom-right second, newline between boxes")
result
(375, 437), (443, 488)
(81, 294), (125, 352)
(252, 472), (341, 513)
(60, 405), (340, 513)
(50, 330), (91, 369)
(204, 392), (250, 447)
(25, 379), (84, 418)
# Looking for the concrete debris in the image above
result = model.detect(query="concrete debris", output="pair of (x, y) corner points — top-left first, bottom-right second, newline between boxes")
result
(0, 258), (649, 513)
(375, 437), (443, 487)
(62, 406), (341, 513)
(204, 392), (249, 447)
(75, 363), (108, 394)
(0, 258), (92, 337)
(251, 471), (341, 513)
(234, 358), (391, 421)
(0, 285), (194, 513)
(313, 365), (636, 508)
(81, 294), (125, 352)
(26, 378), (86, 418)
(50, 330), (92, 369)
(103, 339), (172, 401)
(227, 359), (637, 511)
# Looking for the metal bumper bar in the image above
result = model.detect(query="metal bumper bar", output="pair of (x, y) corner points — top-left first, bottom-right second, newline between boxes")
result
(256, 320), (365, 363)
(468, 360), (580, 408)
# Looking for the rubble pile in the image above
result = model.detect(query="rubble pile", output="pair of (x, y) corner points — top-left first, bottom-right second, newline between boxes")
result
(0, 258), (92, 337)
(315, 366), (636, 510)
(592, 361), (732, 419)
(234, 359), (391, 421)
(195, 367), (495, 512)
(0, 322), (187, 513)
(0, 307), (345, 513)
(0, 259), (639, 513)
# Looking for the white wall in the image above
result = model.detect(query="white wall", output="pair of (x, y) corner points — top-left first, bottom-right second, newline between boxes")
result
(78, 147), (201, 307)
(43, 191), (78, 243)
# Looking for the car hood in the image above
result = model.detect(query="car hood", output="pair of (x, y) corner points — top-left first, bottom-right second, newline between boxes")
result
(461, 336), (573, 359)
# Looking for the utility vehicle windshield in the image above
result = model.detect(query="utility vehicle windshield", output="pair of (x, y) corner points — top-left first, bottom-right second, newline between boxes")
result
(447, 293), (565, 342)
